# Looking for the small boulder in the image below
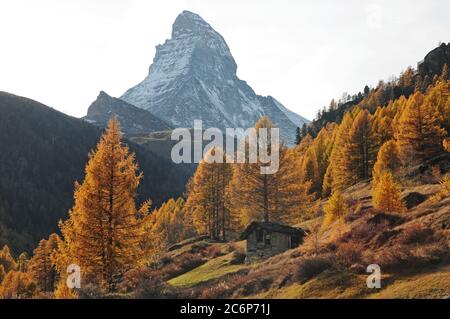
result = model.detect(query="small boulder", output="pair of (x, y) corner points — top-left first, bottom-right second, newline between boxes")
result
(403, 192), (428, 210)
(368, 212), (404, 226)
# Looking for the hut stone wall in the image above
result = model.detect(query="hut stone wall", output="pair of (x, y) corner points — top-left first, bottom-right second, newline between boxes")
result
(246, 229), (294, 263)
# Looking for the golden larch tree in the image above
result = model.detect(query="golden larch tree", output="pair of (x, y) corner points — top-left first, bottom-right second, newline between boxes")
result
(185, 147), (233, 240)
(372, 139), (401, 184)
(323, 190), (348, 228)
(427, 80), (450, 135)
(56, 117), (146, 293)
(228, 117), (312, 225)
(0, 245), (17, 273)
(343, 109), (376, 182)
(323, 112), (355, 194)
(0, 264), (5, 283)
(28, 233), (61, 293)
(372, 172), (406, 214)
(395, 92), (445, 164)
(297, 123), (336, 197)
(0, 270), (35, 299)
(444, 138), (450, 152)
(143, 197), (196, 259)
(17, 253), (29, 273)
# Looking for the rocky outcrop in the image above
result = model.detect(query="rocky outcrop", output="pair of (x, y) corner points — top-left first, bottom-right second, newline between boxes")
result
(403, 192), (428, 210)
(84, 91), (172, 134)
(418, 42), (450, 77)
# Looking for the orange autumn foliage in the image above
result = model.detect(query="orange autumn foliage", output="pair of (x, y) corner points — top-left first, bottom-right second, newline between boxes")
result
(372, 172), (406, 214)
(55, 117), (147, 293)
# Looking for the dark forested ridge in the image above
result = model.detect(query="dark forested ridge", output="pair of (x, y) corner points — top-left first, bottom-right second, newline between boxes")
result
(0, 92), (191, 254)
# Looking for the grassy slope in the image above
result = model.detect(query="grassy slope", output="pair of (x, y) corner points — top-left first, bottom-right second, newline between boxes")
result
(161, 180), (449, 298)
(168, 252), (249, 288)
(163, 244), (449, 298)
(248, 264), (450, 299)
(369, 265), (450, 299)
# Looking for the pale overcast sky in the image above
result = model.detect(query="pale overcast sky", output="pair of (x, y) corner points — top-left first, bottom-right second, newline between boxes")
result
(0, 0), (449, 120)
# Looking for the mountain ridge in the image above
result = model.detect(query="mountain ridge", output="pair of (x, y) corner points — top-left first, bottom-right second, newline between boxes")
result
(84, 90), (172, 134)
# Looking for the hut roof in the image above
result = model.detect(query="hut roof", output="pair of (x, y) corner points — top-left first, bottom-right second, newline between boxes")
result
(240, 221), (306, 240)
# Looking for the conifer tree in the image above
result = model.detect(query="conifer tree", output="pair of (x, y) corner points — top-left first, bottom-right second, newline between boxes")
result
(323, 112), (354, 194)
(372, 139), (401, 184)
(143, 197), (196, 258)
(53, 279), (77, 299)
(301, 123), (308, 139)
(395, 92), (445, 164)
(228, 117), (311, 224)
(444, 138), (450, 152)
(427, 80), (450, 134)
(0, 264), (5, 283)
(299, 148), (319, 193)
(297, 123), (336, 197)
(185, 148), (232, 240)
(323, 190), (348, 228)
(0, 270), (35, 299)
(295, 127), (301, 145)
(372, 97), (406, 148)
(440, 64), (448, 81)
(29, 239), (50, 292)
(0, 245), (17, 273)
(17, 252), (29, 273)
(56, 117), (146, 293)
(29, 234), (61, 292)
(343, 109), (376, 182)
(372, 172), (405, 214)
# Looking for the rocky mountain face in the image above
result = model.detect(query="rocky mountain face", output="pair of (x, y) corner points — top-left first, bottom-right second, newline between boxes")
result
(418, 42), (450, 77)
(120, 10), (309, 145)
(84, 91), (172, 134)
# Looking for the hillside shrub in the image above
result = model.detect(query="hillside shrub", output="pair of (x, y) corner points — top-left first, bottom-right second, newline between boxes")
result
(295, 255), (334, 283)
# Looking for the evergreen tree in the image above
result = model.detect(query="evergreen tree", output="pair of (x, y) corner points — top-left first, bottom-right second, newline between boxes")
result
(295, 127), (301, 145)
(301, 123), (308, 138)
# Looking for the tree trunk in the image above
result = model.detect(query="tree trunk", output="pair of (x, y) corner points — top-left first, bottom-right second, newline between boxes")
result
(263, 174), (269, 223)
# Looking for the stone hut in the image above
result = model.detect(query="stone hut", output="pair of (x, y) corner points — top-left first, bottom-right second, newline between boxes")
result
(240, 222), (306, 263)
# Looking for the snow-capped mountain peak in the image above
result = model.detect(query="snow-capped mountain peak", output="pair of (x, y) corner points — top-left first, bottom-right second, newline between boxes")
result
(121, 10), (309, 145)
